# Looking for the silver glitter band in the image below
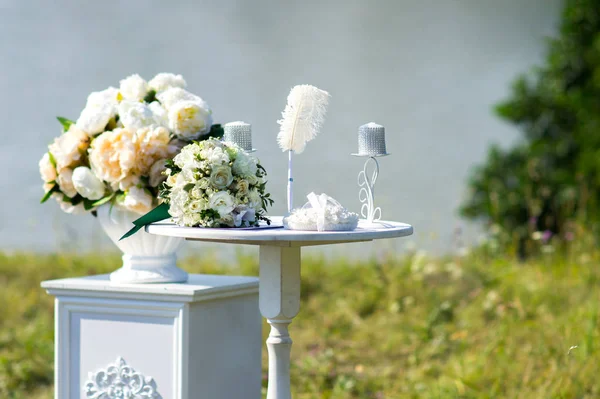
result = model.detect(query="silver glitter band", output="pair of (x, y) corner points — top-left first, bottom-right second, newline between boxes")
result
(224, 121), (253, 151)
(357, 123), (387, 156)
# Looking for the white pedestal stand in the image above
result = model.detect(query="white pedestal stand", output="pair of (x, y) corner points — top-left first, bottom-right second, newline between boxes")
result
(147, 217), (413, 399)
(42, 274), (262, 399)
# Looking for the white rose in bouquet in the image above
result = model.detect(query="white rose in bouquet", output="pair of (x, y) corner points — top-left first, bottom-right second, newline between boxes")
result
(119, 74), (149, 102)
(72, 166), (105, 200)
(148, 73), (187, 93)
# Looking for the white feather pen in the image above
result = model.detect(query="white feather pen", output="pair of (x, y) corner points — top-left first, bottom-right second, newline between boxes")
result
(277, 84), (330, 213)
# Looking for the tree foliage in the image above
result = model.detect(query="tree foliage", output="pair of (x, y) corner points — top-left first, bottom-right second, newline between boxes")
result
(461, 0), (600, 250)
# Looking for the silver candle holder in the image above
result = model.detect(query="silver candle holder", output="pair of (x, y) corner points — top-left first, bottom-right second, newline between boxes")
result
(223, 121), (256, 152)
(352, 123), (390, 224)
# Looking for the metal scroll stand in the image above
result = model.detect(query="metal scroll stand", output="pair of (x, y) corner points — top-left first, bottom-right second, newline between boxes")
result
(352, 153), (390, 225)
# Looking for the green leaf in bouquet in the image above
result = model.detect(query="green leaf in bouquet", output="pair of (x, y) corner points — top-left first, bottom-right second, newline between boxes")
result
(48, 152), (57, 169)
(119, 203), (171, 241)
(183, 183), (195, 192)
(40, 184), (59, 204)
(83, 198), (96, 211)
(56, 116), (74, 132)
(143, 89), (157, 103)
(206, 124), (224, 139)
(91, 194), (114, 208)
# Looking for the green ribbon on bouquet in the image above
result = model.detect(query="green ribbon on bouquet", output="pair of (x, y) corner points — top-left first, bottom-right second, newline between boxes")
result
(119, 203), (171, 241)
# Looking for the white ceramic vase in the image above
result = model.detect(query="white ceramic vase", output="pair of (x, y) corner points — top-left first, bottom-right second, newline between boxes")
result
(96, 204), (187, 284)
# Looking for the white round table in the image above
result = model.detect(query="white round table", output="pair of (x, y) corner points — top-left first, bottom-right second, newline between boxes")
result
(147, 217), (413, 399)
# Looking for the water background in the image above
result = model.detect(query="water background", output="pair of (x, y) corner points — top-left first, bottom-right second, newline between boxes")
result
(0, 0), (563, 260)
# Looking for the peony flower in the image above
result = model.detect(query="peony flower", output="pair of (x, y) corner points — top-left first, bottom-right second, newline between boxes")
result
(56, 168), (78, 198)
(118, 101), (156, 130)
(76, 104), (115, 136)
(39, 153), (57, 183)
(156, 88), (202, 110)
(85, 87), (119, 112)
(52, 193), (86, 214)
(149, 159), (168, 187)
(148, 73), (187, 93)
(119, 74), (149, 102)
(232, 151), (258, 177)
(148, 101), (169, 128)
(48, 125), (89, 172)
(132, 126), (171, 176)
(168, 100), (213, 140)
(209, 166), (234, 189)
(208, 191), (235, 216)
(89, 128), (137, 190)
(72, 166), (105, 200)
(121, 186), (154, 214)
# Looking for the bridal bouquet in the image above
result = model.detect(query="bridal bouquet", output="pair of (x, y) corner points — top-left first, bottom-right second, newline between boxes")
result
(160, 138), (273, 228)
(39, 73), (222, 215)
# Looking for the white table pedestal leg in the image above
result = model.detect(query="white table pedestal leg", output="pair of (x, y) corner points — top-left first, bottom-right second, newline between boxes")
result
(259, 246), (301, 399)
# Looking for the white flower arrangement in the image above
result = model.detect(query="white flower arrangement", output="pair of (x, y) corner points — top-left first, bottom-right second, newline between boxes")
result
(160, 138), (273, 228)
(39, 73), (222, 215)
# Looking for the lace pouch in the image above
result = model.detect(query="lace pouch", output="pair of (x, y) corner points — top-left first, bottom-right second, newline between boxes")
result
(283, 192), (359, 232)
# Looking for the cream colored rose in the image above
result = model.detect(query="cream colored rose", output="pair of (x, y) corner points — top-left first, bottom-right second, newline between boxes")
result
(234, 179), (250, 196)
(39, 153), (57, 183)
(121, 186), (154, 214)
(188, 199), (209, 212)
(56, 168), (77, 198)
(218, 214), (235, 227)
(119, 74), (149, 101)
(89, 128), (137, 190)
(132, 126), (171, 176)
(72, 166), (105, 200)
(208, 191), (235, 216)
(48, 125), (89, 172)
(182, 212), (202, 227)
(148, 73), (187, 92)
(149, 159), (168, 187)
(210, 166), (234, 189)
(168, 100), (213, 140)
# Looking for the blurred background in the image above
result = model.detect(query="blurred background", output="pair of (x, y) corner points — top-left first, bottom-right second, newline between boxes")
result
(2, 0), (563, 258)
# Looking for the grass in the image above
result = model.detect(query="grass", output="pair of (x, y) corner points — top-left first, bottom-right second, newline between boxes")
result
(1, 244), (600, 398)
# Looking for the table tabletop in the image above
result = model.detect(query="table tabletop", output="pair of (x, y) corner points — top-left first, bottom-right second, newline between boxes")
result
(146, 216), (413, 247)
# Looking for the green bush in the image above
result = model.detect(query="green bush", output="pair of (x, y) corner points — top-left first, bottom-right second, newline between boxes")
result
(461, 0), (600, 253)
